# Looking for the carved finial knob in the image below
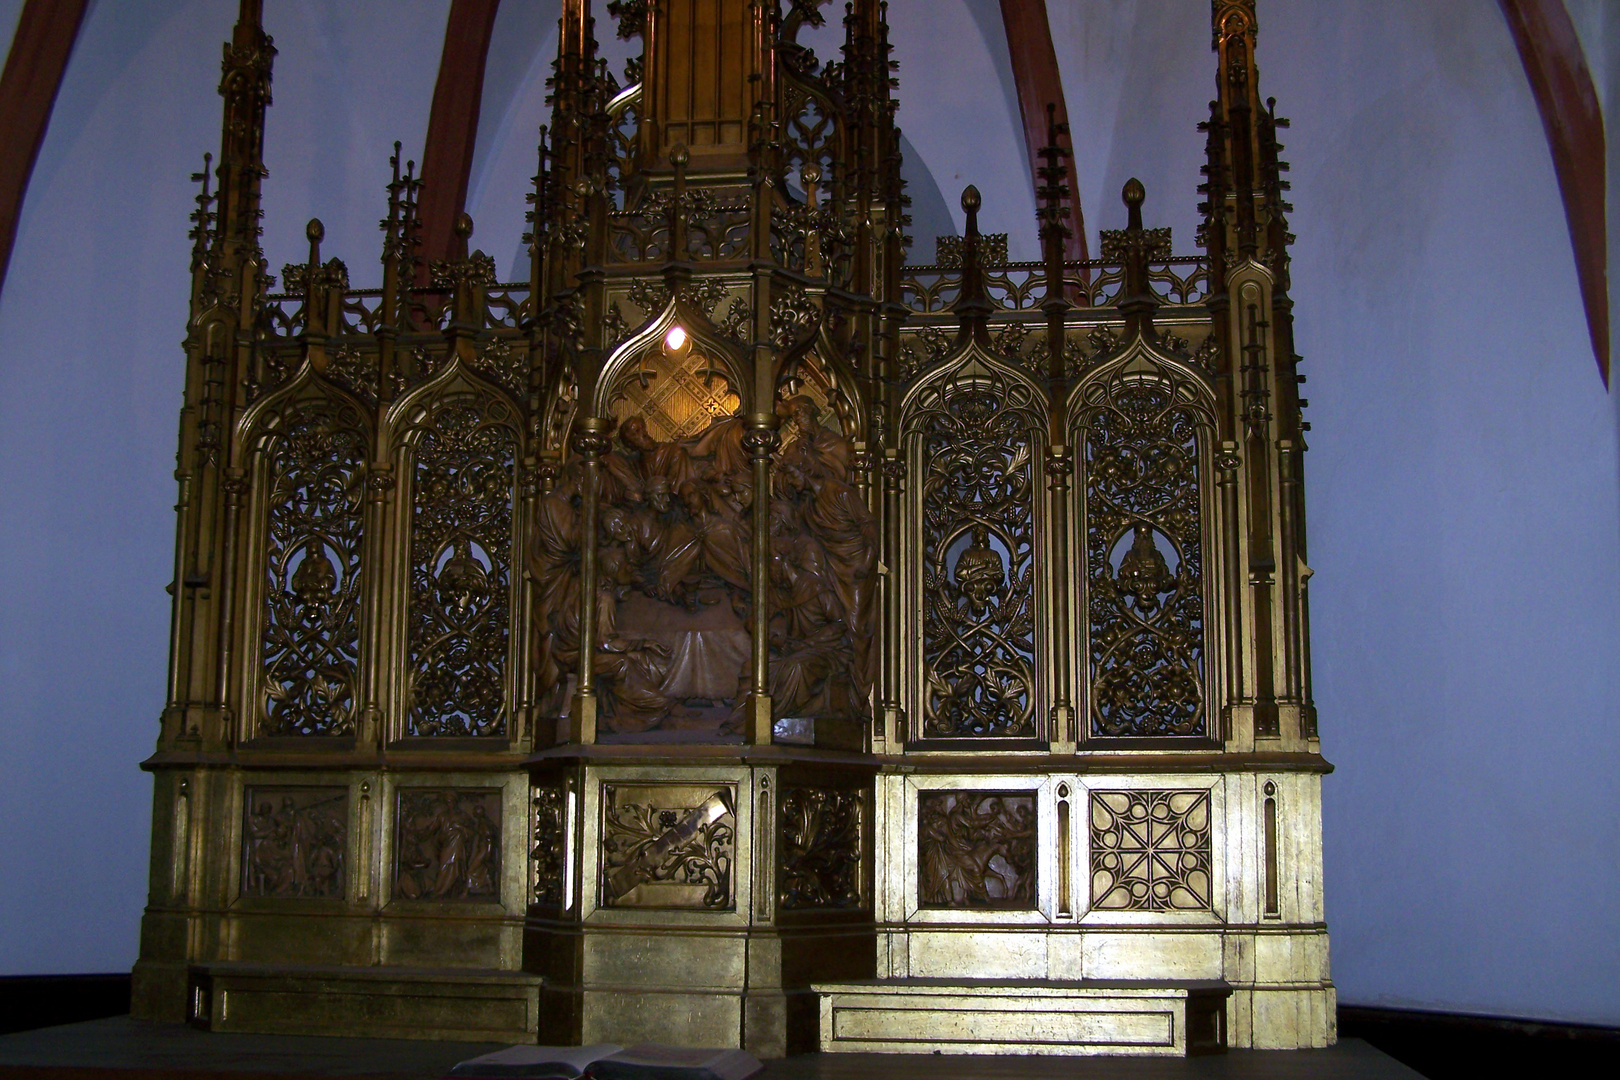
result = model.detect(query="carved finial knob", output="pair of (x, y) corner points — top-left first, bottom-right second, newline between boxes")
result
(961, 185), (981, 213)
(801, 162), (822, 187)
(306, 218), (324, 243)
(1122, 177), (1145, 209)
(454, 212), (474, 241)
(670, 143), (690, 169)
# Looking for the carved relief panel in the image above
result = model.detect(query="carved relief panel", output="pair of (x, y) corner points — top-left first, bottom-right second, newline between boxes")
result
(917, 790), (1037, 909)
(1088, 789), (1212, 912)
(778, 787), (863, 910)
(257, 400), (368, 737)
(904, 357), (1045, 740)
(393, 788), (502, 901)
(599, 782), (736, 910)
(1076, 363), (1211, 739)
(402, 393), (519, 738)
(531, 787), (565, 908)
(240, 786), (348, 898)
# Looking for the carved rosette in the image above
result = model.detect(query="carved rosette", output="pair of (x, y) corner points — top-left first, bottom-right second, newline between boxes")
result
(1089, 789), (1212, 911)
(240, 786), (348, 899)
(600, 783), (735, 910)
(778, 788), (864, 910)
(917, 790), (1037, 909)
(394, 789), (503, 902)
(259, 402), (368, 737)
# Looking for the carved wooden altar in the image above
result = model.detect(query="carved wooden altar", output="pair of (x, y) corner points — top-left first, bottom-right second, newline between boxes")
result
(134, 0), (1332, 1057)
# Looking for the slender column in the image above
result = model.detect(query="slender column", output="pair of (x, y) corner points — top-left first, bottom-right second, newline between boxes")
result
(1036, 103), (1074, 748)
(743, 414), (780, 744)
(569, 417), (612, 743)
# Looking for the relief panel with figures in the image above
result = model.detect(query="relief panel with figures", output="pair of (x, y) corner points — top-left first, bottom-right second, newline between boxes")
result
(917, 790), (1037, 909)
(394, 789), (503, 902)
(530, 342), (875, 738)
(241, 786), (348, 899)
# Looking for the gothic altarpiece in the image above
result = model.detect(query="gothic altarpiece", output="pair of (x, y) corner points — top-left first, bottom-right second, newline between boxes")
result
(134, 0), (1332, 1057)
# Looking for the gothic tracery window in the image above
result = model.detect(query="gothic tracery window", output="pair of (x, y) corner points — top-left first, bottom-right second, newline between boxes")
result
(259, 400), (368, 737)
(403, 393), (518, 738)
(1079, 366), (1210, 739)
(909, 361), (1043, 739)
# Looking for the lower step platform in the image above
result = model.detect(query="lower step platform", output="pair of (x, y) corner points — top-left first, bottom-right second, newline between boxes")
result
(813, 978), (1230, 1057)
(187, 963), (543, 1043)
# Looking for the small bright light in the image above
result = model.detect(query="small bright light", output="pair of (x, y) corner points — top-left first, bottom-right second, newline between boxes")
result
(665, 325), (688, 352)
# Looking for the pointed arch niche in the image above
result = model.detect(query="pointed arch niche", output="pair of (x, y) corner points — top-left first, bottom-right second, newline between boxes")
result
(239, 367), (374, 741)
(900, 346), (1050, 743)
(387, 360), (524, 741)
(1070, 345), (1218, 742)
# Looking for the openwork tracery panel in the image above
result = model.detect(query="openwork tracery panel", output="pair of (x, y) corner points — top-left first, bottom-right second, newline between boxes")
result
(908, 364), (1042, 739)
(1088, 789), (1212, 911)
(258, 401), (368, 737)
(1078, 367), (1210, 739)
(403, 393), (518, 738)
(607, 340), (742, 443)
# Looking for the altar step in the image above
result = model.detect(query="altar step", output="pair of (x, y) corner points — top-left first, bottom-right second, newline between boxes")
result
(187, 963), (543, 1043)
(813, 978), (1230, 1057)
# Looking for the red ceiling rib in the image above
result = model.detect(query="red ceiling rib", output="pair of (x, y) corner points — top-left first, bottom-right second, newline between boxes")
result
(0, 0), (90, 299)
(997, 0), (1086, 263)
(418, 0), (503, 270)
(1500, 0), (1609, 385)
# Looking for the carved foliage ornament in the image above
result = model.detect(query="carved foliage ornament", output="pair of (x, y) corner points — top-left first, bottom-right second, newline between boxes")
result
(1089, 789), (1212, 911)
(779, 788), (863, 910)
(241, 786), (347, 899)
(918, 790), (1037, 909)
(911, 367), (1041, 738)
(405, 395), (517, 738)
(531, 787), (566, 908)
(1081, 371), (1209, 738)
(601, 783), (735, 910)
(260, 402), (367, 737)
(395, 788), (502, 901)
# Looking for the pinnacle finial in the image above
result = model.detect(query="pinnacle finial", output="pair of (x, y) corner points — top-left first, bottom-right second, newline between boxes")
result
(306, 218), (324, 243)
(961, 185), (981, 214)
(670, 143), (690, 169)
(1122, 178), (1145, 231)
(453, 212), (474, 241)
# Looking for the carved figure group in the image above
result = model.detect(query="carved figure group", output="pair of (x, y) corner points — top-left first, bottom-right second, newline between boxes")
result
(530, 392), (877, 736)
(918, 791), (1037, 908)
(395, 790), (501, 900)
(242, 791), (346, 898)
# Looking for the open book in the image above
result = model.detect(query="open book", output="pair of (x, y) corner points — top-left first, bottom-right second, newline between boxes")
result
(447, 1043), (763, 1080)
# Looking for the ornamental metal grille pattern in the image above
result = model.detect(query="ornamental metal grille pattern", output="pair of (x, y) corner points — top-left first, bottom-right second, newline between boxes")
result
(404, 396), (516, 737)
(914, 375), (1040, 738)
(1089, 789), (1212, 911)
(259, 403), (367, 737)
(1081, 375), (1208, 738)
